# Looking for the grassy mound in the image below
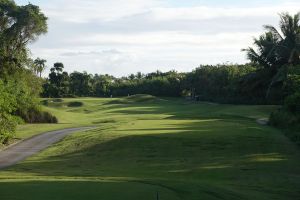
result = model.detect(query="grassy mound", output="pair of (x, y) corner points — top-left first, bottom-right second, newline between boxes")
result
(41, 99), (84, 108)
(109, 94), (158, 104)
(126, 94), (157, 102)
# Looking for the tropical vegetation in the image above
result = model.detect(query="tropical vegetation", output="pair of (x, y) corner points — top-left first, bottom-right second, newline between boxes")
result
(0, 0), (56, 144)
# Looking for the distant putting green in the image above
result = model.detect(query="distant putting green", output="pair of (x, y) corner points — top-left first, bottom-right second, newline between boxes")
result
(0, 95), (299, 200)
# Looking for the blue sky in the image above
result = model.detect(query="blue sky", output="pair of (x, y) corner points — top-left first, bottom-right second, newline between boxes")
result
(15, 0), (300, 76)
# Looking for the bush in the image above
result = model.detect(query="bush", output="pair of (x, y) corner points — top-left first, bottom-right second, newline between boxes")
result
(270, 109), (300, 145)
(16, 107), (58, 124)
(269, 109), (298, 127)
(0, 114), (19, 144)
(284, 92), (300, 113)
(0, 80), (18, 144)
(269, 92), (300, 145)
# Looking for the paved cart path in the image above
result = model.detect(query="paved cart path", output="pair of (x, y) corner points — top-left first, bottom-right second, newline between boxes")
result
(0, 127), (93, 170)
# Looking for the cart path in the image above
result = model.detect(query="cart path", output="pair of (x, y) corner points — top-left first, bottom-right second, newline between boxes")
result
(0, 127), (93, 170)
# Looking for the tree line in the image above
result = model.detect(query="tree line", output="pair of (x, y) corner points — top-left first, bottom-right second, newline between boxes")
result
(42, 64), (184, 98)
(42, 60), (296, 105)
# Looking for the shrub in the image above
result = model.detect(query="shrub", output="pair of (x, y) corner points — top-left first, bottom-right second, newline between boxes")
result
(270, 109), (300, 145)
(16, 107), (58, 124)
(284, 92), (300, 113)
(269, 109), (298, 127)
(0, 114), (19, 144)
(0, 80), (18, 144)
(269, 92), (300, 145)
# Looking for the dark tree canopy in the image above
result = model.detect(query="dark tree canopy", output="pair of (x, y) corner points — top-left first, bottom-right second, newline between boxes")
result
(0, 0), (47, 75)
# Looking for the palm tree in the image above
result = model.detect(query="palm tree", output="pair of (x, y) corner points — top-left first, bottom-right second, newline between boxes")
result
(243, 12), (300, 99)
(243, 12), (300, 68)
(34, 58), (47, 77)
(243, 32), (280, 69)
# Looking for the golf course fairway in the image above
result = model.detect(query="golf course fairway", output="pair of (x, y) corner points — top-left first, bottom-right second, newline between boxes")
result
(0, 95), (299, 200)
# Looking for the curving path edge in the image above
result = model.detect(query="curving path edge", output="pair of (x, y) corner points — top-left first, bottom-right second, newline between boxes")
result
(0, 127), (93, 170)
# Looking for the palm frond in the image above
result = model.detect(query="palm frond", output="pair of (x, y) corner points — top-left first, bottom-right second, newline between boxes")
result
(243, 47), (271, 68)
(264, 25), (283, 41)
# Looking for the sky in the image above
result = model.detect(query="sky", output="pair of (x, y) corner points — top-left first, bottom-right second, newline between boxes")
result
(15, 0), (300, 77)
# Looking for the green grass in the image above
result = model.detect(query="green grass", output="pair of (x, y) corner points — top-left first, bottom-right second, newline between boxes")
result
(0, 96), (299, 200)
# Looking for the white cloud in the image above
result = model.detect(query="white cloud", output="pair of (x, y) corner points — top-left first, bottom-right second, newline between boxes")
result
(60, 49), (124, 57)
(150, 3), (300, 21)
(43, 0), (161, 23)
(21, 0), (300, 76)
(40, 0), (300, 23)
(67, 31), (257, 46)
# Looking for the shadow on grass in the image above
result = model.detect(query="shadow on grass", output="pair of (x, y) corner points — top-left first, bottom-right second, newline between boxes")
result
(102, 100), (266, 122)
(0, 179), (181, 200)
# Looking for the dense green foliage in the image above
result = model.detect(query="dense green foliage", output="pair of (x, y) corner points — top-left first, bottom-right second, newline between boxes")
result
(269, 65), (300, 144)
(184, 64), (259, 103)
(0, 0), (57, 144)
(15, 107), (58, 124)
(0, 80), (18, 143)
(1, 97), (299, 200)
(0, 0), (47, 75)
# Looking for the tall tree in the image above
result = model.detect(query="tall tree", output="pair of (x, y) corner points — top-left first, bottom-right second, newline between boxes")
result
(243, 12), (300, 68)
(46, 62), (69, 97)
(243, 12), (300, 100)
(0, 0), (48, 76)
(69, 71), (92, 96)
